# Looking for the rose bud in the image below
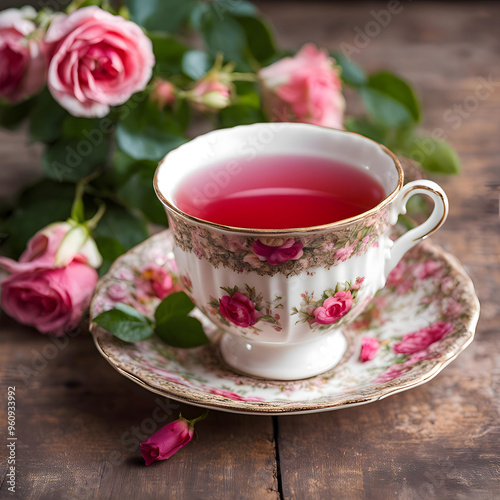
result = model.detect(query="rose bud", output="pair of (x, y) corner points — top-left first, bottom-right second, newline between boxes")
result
(151, 78), (176, 109)
(258, 43), (345, 129)
(0, 7), (48, 103)
(140, 411), (208, 466)
(189, 77), (231, 113)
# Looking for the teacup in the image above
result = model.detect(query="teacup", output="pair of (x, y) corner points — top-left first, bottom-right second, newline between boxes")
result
(154, 123), (448, 380)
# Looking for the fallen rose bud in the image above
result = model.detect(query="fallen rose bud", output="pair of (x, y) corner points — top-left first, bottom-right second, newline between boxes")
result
(140, 411), (208, 466)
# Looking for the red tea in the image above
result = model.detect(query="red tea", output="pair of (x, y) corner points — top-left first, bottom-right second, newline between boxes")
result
(175, 155), (385, 229)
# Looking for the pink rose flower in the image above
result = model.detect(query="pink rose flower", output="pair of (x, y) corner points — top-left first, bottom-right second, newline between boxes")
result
(135, 264), (174, 300)
(0, 7), (47, 103)
(1, 263), (98, 336)
(258, 43), (344, 128)
(45, 6), (154, 117)
(359, 337), (379, 362)
(140, 412), (207, 466)
(252, 239), (304, 266)
(0, 222), (100, 336)
(413, 259), (443, 280)
(313, 291), (353, 325)
(393, 321), (454, 355)
(210, 388), (265, 402)
(219, 291), (260, 328)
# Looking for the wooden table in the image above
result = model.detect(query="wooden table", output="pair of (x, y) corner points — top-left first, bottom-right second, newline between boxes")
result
(1, 2), (499, 498)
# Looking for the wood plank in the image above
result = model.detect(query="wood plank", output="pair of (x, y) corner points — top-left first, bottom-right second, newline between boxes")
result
(0, 316), (279, 499)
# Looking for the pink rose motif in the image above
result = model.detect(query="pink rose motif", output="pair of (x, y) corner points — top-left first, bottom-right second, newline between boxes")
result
(252, 239), (304, 266)
(258, 44), (344, 128)
(374, 364), (410, 384)
(219, 291), (260, 328)
(393, 321), (454, 355)
(313, 291), (353, 325)
(351, 276), (365, 291)
(210, 388), (265, 402)
(0, 7), (47, 103)
(135, 264), (174, 300)
(334, 242), (355, 263)
(444, 298), (461, 318)
(45, 6), (154, 117)
(359, 337), (380, 362)
(1, 263), (97, 336)
(413, 259), (443, 280)
(140, 412), (207, 466)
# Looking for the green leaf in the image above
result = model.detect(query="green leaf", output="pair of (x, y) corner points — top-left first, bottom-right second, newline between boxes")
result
(235, 16), (277, 63)
(155, 292), (195, 325)
(149, 32), (187, 74)
(218, 104), (266, 128)
(42, 136), (109, 182)
(93, 204), (149, 250)
(95, 236), (126, 276)
(182, 50), (212, 80)
(62, 115), (102, 138)
(405, 136), (461, 174)
(360, 71), (421, 127)
(210, 0), (257, 18)
(29, 89), (68, 143)
(0, 98), (34, 130)
(155, 316), (209, 348)
(116, 164), (167, 225)
(198, 7), (248, 66)
(116, 99), (187, 161)
(93, 305), (154, 342)
(344, 117), (388, 144)
(126, 0), (197, 32)
(331, 52), (367, 87)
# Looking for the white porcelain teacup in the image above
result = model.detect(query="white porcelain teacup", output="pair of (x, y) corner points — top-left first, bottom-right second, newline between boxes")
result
(154, 123), (448, 380)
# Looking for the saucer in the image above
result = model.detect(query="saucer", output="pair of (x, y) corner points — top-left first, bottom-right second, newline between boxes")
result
(89, 231), (479, 415)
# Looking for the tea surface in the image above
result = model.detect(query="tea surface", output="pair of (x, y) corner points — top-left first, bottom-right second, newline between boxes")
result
(175, 155), (385, 229)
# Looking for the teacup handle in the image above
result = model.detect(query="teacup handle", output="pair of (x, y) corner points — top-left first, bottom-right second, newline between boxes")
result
(385, 179), (449, 279)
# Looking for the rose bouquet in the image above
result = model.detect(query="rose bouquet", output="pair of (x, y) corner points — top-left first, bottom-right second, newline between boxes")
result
(0, 0), (460, 336)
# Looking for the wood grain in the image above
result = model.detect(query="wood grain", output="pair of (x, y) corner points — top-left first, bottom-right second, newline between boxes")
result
(1, 2), (500, 499)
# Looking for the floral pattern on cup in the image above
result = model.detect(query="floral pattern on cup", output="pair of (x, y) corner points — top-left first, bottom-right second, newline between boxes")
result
(292, 277), (364, 331)
(207, 285), (283, 334)
(169, 208), (389, 277)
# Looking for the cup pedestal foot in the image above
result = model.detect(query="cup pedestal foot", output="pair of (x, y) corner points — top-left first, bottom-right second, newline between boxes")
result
(219, 330), (347, 381)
